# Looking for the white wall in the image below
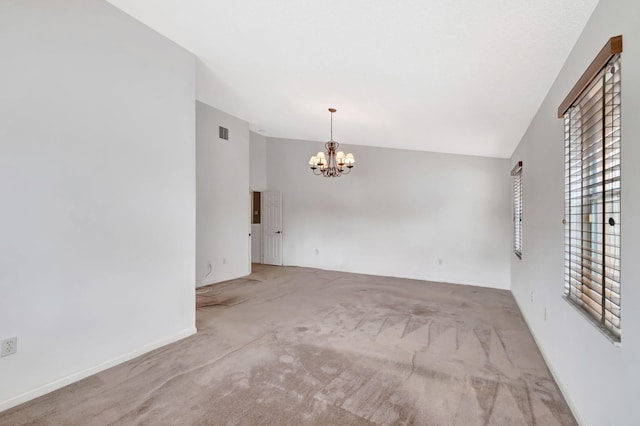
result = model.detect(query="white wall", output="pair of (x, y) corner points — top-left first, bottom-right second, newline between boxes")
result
(267, 138), (512, 289)
(250, 131), (268, 192)
(250, 223), (262, 263)
(196, 102), (251, 285)
(250, 131), (268, 263)
(0, 0), (196, 411)
(510, 0), (640, 424)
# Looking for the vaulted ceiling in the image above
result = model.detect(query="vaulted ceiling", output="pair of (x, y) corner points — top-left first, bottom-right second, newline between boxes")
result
(106, 0), (598, 158)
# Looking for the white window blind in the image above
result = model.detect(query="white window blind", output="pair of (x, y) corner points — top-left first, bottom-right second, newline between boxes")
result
(511, 161), (523, 259)
(563, 54), (621, 341)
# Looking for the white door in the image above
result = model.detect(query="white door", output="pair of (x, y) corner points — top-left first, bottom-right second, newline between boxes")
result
(262, 191), (282, 265)
(249, 192), (253, 269)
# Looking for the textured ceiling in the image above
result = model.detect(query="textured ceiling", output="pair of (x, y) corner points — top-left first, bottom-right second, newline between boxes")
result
(106, 0), (598, 158)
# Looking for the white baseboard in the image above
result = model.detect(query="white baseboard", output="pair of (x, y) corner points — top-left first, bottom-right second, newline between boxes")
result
(197, 271), (251, 288)
(512, 295), (586, 426)
(0, 327), (197, 413)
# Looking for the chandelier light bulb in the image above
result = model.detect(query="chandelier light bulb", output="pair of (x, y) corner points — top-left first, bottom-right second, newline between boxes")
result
(345, 153), (355, 165)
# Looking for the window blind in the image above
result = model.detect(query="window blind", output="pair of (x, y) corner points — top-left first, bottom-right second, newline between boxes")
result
(563, 54), (621, 341)
(511, 161), (523, 259)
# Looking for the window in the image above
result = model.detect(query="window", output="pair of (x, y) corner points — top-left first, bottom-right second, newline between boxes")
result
(511, 161), (523, 259)
(560, 36), (622, 341)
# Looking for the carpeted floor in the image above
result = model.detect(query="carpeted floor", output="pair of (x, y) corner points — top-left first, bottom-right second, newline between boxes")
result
(0, 265), (576, 425)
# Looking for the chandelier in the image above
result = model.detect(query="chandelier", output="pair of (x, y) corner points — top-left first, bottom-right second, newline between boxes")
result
(308, 108), (355, 177)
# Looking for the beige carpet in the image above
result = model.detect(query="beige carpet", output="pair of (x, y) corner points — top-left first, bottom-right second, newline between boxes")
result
(0, 265), (576, 425)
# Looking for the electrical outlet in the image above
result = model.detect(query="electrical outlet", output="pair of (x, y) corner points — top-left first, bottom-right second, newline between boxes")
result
(1, 337), (17, 357)
(530, 291), (534, 303)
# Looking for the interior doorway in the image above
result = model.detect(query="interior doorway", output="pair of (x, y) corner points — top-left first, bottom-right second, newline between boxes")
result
(262, 191), (283, 266)
(251, 191), (262, 264)
(250, 190), (283, 266)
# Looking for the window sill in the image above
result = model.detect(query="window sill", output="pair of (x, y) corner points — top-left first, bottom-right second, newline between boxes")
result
(562, 295), (621, 347)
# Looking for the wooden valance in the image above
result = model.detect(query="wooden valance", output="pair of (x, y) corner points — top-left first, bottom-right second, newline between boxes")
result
(511, 161), (522, 176)
(557, 35), (622, 118)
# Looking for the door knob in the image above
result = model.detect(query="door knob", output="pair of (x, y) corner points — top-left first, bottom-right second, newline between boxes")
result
(276, 231), (282, 234)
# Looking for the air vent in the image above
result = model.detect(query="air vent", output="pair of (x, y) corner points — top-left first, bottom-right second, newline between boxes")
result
(219, 126), (229, 140)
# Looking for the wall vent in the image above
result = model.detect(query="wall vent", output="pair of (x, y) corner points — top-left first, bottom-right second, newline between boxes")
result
(219, 126), (229, 140)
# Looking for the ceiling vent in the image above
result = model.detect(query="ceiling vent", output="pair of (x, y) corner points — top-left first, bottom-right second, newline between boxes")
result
(219, 126), (229, 140)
